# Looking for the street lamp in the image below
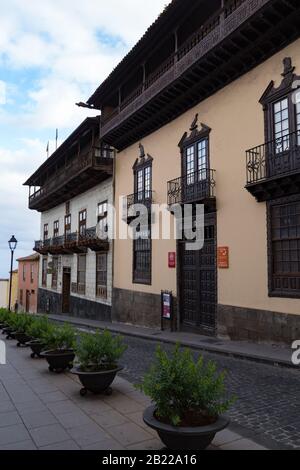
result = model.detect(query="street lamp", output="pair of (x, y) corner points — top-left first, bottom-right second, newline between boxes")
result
(8, 235), (18, 311)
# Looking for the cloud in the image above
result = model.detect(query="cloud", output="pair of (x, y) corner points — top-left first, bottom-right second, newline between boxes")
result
(0, 81), (6, 105)
(0, 0), (171, 277)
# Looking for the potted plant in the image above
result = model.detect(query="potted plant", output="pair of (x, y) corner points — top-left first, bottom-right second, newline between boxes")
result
(138, 345), (234, 450)
(12, 314), (34, 347)
(0, 309), (10, 329)
(41, 323), (76, 373)
(2, 312), (18, 339)
(71, 330), (127, 396)
(26, 316), (52, 358)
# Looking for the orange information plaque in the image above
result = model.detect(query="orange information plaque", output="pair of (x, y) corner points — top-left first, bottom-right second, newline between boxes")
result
(218, 247), (229, 269)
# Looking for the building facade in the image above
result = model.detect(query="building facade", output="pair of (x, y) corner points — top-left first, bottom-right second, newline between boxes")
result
(17, 254), (39, 313)
(25, 117), (114, 321)
(0, 279), (9, 308)
(86, 0), (300, 344)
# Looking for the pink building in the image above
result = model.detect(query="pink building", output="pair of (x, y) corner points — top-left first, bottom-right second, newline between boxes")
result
(17, 254), (40, 313)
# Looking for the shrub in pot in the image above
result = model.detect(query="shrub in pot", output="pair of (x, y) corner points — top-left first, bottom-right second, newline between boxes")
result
(11, 314), (34, 347)
(26, 316), (52, 358)
(71, 330), (127, 396)
(41, 323), (76, 373)
(0, 309), (10, 329)
(2, 312), (18, 339)
(138, 345), (234, 450)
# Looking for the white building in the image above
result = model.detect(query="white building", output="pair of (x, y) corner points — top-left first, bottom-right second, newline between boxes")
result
(24, 117), (115, 321)
(0, 279), (8, 308)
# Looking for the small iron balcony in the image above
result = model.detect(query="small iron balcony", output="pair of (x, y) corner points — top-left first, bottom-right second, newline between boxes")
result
(167, 169), (216, 206)
(246, 130), (300, 202)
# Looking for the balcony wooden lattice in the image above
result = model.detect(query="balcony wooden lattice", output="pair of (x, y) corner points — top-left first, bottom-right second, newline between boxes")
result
(28, 147), (114, 212)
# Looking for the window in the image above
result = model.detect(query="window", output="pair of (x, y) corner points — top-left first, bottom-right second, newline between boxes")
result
(65, 214), (71, 237)
(42, 257), (47, 287)
(96, 253), (107, 299)
(296, 100), (300, 145)
(19, 289), (23, 306)
(30, 264), (34, 284)
(43, 224), (49, 241)
(135, 165), (152, 201)
(97, 202), (108, 239)
(66, 201), (70, 214)
(53, 220), (59, 238)
(184, 138), (208, 184)
(79, 210), (87, 236)
(133, 226), (151, 284)
(269, 196), (300, 297)
(77, 255), (86, 295)
(22, 264), (26, 282)
(273, 98), (290, 153)
(51, 257), (59, 290)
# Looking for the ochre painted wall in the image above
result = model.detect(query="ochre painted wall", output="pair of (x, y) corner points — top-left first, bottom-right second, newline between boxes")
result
(114, 39), (300, 317)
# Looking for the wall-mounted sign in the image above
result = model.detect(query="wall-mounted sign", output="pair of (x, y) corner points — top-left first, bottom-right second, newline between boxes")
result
(168, 252), (176, 268)
(218, 247), (229, 269)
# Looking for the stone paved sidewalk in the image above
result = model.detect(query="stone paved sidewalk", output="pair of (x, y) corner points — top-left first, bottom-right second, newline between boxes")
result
(0, 338), (267, 451)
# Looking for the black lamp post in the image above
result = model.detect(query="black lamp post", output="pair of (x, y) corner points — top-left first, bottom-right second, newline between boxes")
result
(8, 235), (18, 312)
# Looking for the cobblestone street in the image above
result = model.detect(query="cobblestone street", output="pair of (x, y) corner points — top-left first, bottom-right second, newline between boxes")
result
(119, 336), (300, 450)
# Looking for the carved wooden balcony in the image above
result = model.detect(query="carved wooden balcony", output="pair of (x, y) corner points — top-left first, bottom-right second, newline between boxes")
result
(168, 169), (216, 207)
(34, 240), (50, 255)
(78, 227), (109, 252)
(28, 147), (114, 212)
(48, 236), (69, 255)
(64, 233), (87, 254)
(245, 131), (300, 202)
(97, 0), (300, 150)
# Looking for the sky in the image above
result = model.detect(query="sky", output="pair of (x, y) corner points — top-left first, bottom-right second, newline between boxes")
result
(0, 0), (171, 278)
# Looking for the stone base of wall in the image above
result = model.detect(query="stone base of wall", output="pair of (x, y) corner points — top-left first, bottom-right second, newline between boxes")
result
(37, 288), (111, 322)
(38, 289), (61, 316)
(69, 296), (111, 322)
(218, 304), (300, 345)
(112, 288), (177, 330)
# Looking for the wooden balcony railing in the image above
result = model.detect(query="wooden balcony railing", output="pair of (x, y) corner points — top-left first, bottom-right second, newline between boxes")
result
(34, 227), (110, 255)
(246, 130), (300, 185)
(29, 146), (114, 208)
(101, 0), (250, 129)
(167, 169), (216, 205)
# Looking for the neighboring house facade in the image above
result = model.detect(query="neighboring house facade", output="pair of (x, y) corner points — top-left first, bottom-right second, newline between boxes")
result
(8, 270), (18, 310)
(17, 254), (39, 313)
(24, 117), (114, 321)
(86, 0), (300, 344)
(0, 279), (9, 308)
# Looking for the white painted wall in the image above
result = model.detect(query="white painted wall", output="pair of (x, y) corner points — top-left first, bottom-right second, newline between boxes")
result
(39, 178), (113, 307)
(0, 280), (8, 308)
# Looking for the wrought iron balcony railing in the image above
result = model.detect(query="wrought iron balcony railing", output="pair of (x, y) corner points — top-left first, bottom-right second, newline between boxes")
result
(167, 169), (216, 205)
(126, 191), (154, 221)
(246, 130), (300, 185)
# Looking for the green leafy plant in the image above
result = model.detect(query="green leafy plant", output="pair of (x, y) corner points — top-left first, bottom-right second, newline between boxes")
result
(26, 316), (52, 342)
(0, 309), (10, 324)
(137, 344), (235, 427)
(76, 330), (127, 372)
(8, 313), (34, 333)
(42, 323), (76, 351)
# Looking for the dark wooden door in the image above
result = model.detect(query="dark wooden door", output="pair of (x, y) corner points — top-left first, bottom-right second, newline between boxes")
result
(25, 291), (30, 313)
(62, 268), (71, 314)
(180, 213), (217, 335)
